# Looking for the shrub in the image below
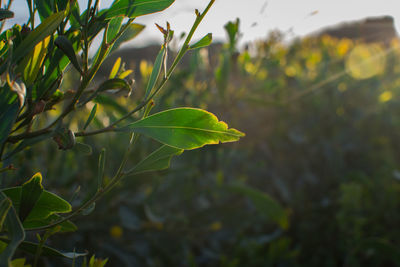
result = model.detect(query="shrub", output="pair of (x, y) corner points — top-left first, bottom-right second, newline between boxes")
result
(0, 0), (243, 265)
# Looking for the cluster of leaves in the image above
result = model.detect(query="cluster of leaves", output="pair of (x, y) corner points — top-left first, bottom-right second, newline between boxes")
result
(0, 0), (245, 266)
(28, 19), (400, 266)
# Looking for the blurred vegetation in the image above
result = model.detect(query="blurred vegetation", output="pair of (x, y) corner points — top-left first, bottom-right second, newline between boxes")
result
(9, 16), (400, 266)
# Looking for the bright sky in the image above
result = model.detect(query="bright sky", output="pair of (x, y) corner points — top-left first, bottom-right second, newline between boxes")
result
(6, 0), (400, 47)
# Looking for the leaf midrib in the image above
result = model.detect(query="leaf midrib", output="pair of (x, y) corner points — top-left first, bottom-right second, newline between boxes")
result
(129, 125), (243, 137)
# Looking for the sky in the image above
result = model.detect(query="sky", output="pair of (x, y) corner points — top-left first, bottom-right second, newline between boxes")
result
(5, 0), (400, 47)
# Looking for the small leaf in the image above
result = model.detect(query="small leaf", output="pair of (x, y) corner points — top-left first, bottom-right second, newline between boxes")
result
(83, 104), (98, 130)
(229, 183), (289, 229)
(189, 33), (212, 50)
(144, 46), (165, 99)
(106, 17), (123, 44)
(109, 58), (121, 79)
(119, 70), (133, 79)
(97, 149), (106, 190)
(72, 142), (93, 156)
(55, 35), (82, 74)
(225, 18), (240, 47)
(0, 9), (14, 21)
(117, 108), (245, 150)
(101, 0), (175, 20)
(13, 11), (65, 63)
(82, 203), (95, 216)
(111, 23), (145, 53)
(0, 192), (25, 266)
(126, 145), (183, 175)
(0, 238), (87, 259)
(19, 173), (44, 222)
(97, 78), (132, 94)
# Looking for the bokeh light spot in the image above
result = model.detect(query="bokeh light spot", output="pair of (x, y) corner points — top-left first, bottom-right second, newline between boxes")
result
(345, 44), (386, 80)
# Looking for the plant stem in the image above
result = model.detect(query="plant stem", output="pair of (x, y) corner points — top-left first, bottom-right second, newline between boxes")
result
(24, 0), (216, 231)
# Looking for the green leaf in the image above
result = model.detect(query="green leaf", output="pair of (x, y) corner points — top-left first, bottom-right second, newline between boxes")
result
(23, 214), (77, 232)
(117, 108), (245, 150)
(106, 17), (123, 43)
(83, 104), (98, 130)
(189, 33), (212, 50)
(127, 145), (183, 175)
(19, 173), (44, 222)
(0, 198), (11, 231)
(0, 9), (14, 21)
(3, 132), (54, 160)
(13, 11), (65, 63)
(97, 149), (106, 190)
(229, 183), (289, 229)
(109, 58), (121, 79)
(3, 182), (71, 226)
(0, 238), (86, 259)
(102, 0), (175, 20)
(224, 18), (240, 47)
(69, 1), (81, 28)
(144, 46), (165, 99)
(97, 78), (132, 94)
(36, 0), (53, 20)
(111, 23), (145, 53)
(72, 142), (93, 156)
(55, 35), (82, 74)
(16, 36), (50, 86)
(0, 192), (25, 267)
(86, 78), (132, 105)
(0, 102), (19, 152)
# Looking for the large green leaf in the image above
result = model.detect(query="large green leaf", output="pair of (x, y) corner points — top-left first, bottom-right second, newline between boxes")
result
(101, 0), (175, 20)
(2, 174), (71, 226)
(229, 183), (289, 229)
(126, 145), (183, 175)
(0, 192), (25, 267)
(13, 11), (65, 63)
(117, 108), (245, 150)
(19, 173), (44, 222)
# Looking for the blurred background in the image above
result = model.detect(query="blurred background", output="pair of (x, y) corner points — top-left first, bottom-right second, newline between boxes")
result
(6, 0), (400, 266)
